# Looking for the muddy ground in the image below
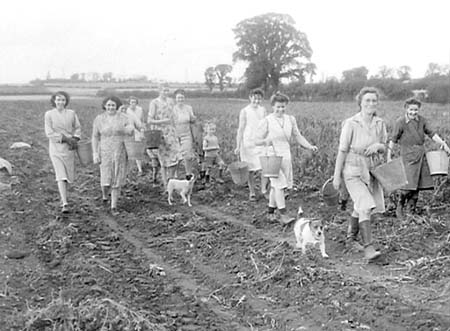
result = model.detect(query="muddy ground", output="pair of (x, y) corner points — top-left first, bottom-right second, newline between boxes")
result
(0, 100), (449, 330)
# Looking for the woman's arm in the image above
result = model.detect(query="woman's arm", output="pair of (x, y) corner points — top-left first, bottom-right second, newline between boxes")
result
(291, 116), (317, 151)
(73, 112), (81, 139)
(91, 117), (101, 163)
(333, 150), (347, 190)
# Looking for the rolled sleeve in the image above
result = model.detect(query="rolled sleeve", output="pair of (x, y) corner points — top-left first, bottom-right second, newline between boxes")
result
(338, 120), (352, 153)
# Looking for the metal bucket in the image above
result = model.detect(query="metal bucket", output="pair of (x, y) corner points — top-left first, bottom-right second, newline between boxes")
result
(145, 130), (162, 149)
(370, 158), (408, 192)
(229, 161), (249, 185)
(426, 150), (449, 176)
(260, 155), (283, 178)
(321, 177), (339, 206)
(124, 140), (145, 160)
(76, 141), (93, 166)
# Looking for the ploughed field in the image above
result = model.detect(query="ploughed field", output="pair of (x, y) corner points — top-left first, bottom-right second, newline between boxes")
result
(1, 98), (450, 330)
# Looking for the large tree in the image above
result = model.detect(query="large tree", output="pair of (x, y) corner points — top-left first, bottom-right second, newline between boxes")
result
(214, 64), (233, 91)
(342, 66), (369, 82)
(233, 13), (313, 92)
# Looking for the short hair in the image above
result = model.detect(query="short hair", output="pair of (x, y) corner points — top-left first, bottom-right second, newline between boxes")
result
(249, 88), (264, 98)
(270, 92), (289, 106)
(404, 97), (421, 109)
(128, 96), (139, 104)
(355, 87), (380, 108)
(174, 89), (186, 97)
(102, 96), (123, 110)
(50, 91), (70, 107)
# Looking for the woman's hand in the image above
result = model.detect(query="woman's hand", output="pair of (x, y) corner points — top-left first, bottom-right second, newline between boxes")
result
(234, 147), (240, 155)
(332, 176), (341, 191)
(264, 138), (272, 146)
(93, 153), (100, 164)
(441, 143), (450, 155)
(310, 145), (318, 152)
(364, 143), (382, 156)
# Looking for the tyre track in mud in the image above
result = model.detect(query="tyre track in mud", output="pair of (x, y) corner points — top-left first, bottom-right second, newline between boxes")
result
(190, 201), (450, 324)
(105, 199), (323, 331)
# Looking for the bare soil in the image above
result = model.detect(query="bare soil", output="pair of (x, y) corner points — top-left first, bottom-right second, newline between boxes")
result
(1, 100), (449, 330)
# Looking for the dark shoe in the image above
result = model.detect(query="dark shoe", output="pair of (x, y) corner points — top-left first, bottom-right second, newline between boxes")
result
(61, 204), (70, 214)
(346, 216), (363, 252)
(359, 220), (381, 261)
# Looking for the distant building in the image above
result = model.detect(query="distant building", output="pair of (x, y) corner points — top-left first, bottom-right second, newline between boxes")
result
(412, 89), (428, 101)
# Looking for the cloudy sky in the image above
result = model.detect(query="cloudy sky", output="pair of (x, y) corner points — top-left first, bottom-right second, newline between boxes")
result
(0, 0), (449, 84)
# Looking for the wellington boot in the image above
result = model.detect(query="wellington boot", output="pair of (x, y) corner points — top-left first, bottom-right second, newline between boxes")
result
(360, 220), (381, 261)
(346, 216), (363, 252)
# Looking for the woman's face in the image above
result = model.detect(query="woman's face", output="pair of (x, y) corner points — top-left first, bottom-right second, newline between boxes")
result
(272, 101), (287, 117)
(249, 94), (262, 107)
(160, 87), (170, 99)
(360, 92), (378, 116)
(406, 104), (420, 120)
(175, 93), (185, 104)
(129, 99), (137, 109)
(55, 95), (66, 110)
(105, 100), (118, 114)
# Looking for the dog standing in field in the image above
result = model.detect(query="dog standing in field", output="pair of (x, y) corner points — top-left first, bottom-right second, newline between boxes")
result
(293, 207), (328, 258)
(167, 174), (196, 207)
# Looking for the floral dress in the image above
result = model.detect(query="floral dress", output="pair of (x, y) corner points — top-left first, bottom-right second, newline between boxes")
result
(173, 103), (196, 160)
(92, 112), (132, 188)
(148, 97), (182, 167)
(44, 108), (81, 183)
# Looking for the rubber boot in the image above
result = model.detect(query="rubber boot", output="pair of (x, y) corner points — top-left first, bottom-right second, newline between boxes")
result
(396, 191), (407, 220)
(346, 216), (364, 252)
(406, 190), (419, 215)
(359, 220), (381, 261)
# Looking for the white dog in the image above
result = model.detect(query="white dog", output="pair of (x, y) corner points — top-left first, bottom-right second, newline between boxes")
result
(167, 174), (196, 207)
(293, 208), (328, 258)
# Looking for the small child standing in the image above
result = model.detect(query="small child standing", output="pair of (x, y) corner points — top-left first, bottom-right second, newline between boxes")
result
(201, 122), (226, 184)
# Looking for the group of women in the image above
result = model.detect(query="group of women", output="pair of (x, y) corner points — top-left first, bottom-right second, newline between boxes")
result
(45, 86), (450, 261)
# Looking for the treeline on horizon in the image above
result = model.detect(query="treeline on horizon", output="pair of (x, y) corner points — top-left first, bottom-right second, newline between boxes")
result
(94, 74), (449, 104)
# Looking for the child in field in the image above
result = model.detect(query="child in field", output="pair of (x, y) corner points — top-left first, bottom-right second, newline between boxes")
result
(201, 122), (225, 184)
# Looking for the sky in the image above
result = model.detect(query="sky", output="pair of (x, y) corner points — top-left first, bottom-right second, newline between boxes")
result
(0, 0), (449, 84)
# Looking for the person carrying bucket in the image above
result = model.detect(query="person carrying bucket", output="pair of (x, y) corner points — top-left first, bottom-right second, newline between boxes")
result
(44, 91), (81, 214)
(387, 97), (450, 219)
(254, 92), (318, 224)
(333, 87), (387, 261)
(234, 88), (268, 201)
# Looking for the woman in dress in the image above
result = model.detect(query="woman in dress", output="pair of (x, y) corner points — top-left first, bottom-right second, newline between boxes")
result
(333, 87), (387, 261)
(255, 92), (318, 224)
(234, 88), (268, 201)
(44, 91), (81, 213)
(388, 97), (450, 218)
(147, 84), (182, 189)
(92, 96), (134, 215)
(125, 96), (145, 175)
(173, 89), (197, 176)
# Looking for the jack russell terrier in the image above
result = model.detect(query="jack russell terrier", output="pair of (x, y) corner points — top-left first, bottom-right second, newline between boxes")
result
(167, 174), (196, 207)
(293, 207), (328, 258)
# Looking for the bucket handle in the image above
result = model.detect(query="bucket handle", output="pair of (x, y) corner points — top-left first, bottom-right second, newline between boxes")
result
(264, 144), (278, 156)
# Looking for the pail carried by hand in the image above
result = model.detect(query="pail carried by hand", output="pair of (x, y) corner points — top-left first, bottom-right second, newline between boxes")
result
(145, 130), (162, 149)
(229, 161), (249, 185)
(321, 177), (339, 206)
(260, 146), (282, 178)
(370, 158), (408, 192)
(77, 141), (93, 166)
(426, 150), (449, 176)
(124, 140), (145, 160)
